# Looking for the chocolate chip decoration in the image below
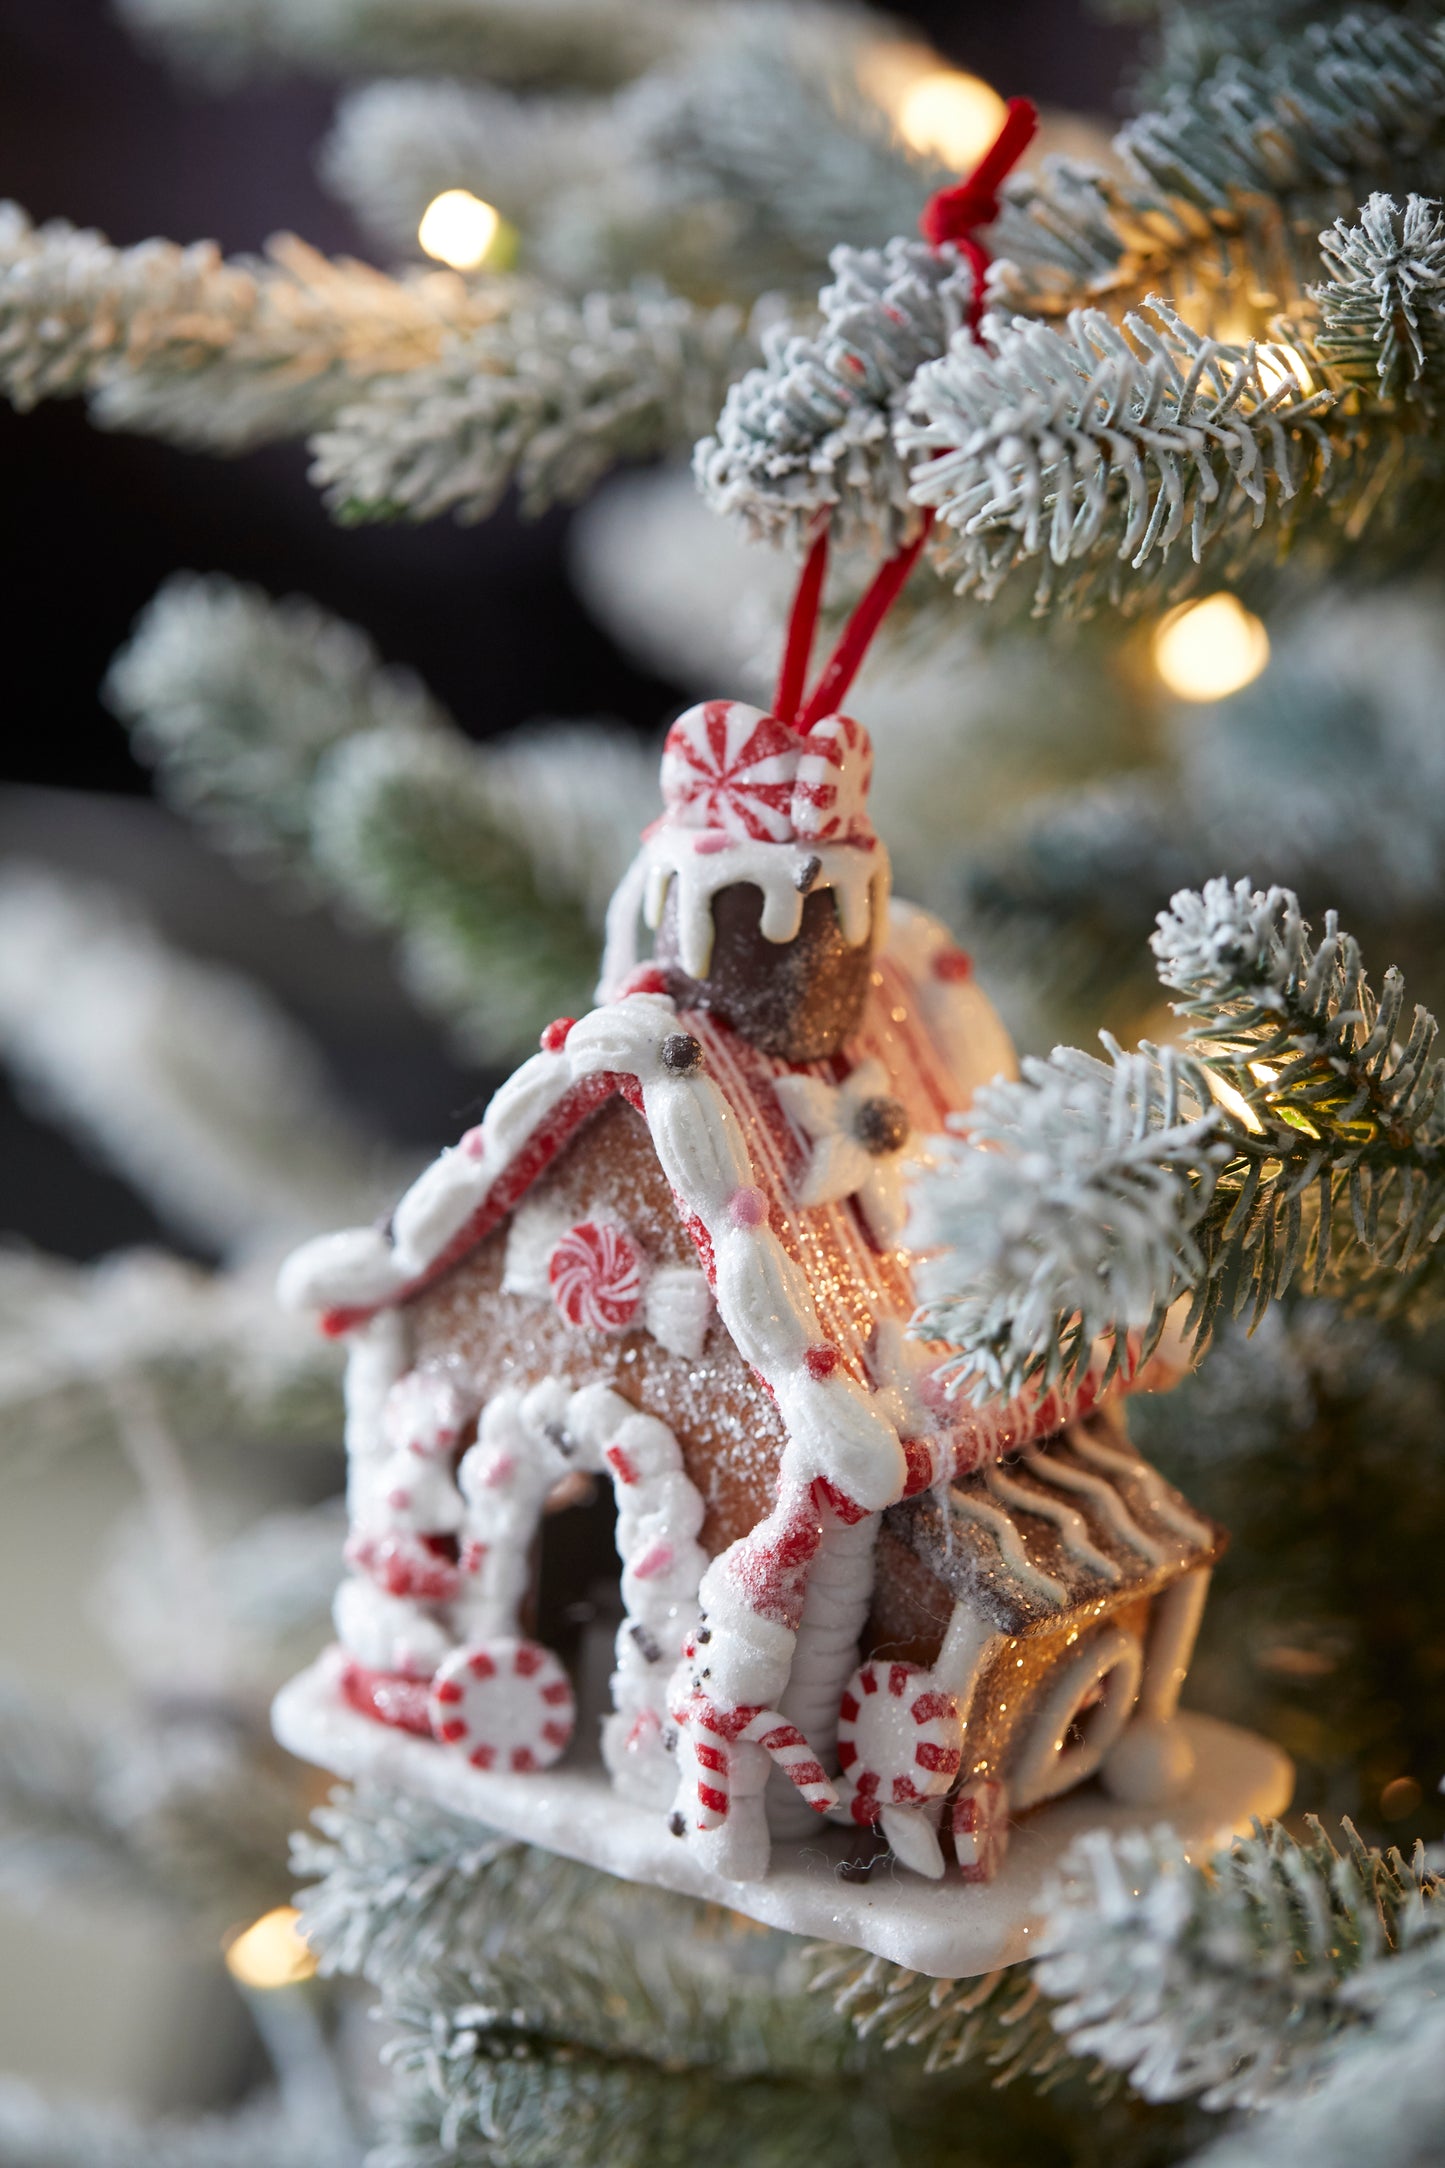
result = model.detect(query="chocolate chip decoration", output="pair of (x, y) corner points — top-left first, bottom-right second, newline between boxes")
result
(661, 1032), (704, 1074)
(854, 1094), (910, 1156)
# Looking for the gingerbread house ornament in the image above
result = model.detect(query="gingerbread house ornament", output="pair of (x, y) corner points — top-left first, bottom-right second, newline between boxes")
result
(273, 699), (1290, 1977)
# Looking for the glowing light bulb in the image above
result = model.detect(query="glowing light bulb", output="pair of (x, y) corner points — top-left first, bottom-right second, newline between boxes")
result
(894, 70), (1007, 169)
(418, 189), (501, 271)
(224, 1906), (318, 1990)
(1153, 595), (1270, 703)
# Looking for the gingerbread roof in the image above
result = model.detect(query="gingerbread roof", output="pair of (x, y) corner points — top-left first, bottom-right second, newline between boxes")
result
(883, 1403), (1224, 1639)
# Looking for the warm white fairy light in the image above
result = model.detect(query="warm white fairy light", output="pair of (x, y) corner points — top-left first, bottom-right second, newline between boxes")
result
(893, 69), (1007, 168)
(1153, 595), (1271, 703)
(417, 189), (501, 271)
(224, 1905), (318, 1990)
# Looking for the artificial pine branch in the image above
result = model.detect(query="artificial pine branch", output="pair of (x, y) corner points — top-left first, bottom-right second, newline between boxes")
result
(0, 2085), (346, 2168)
(105, 575), (653, 1058)
(1035, 1817), (1443, 2110)
(1314, 192), (1445, 409)
(912, 880), (1445, 1401)
(104, 572), (453, 879)
(113, 0), (688, 89)
(620, 12), (943, 287)
(1188, 1928), (1445, 2168)
(900, 302), (1333, 617)
(307, 729), (605, 1056)
(310, 286), (757, 525)
(320, 80), (614, 262)
(696, 239), (975, 552)
(988, 11), (1445, 328)
(0, 1247), (340, 1464)
(0, 1683), (297, 1931)
(0, 206), (494, 450)
(0, 869), (392, 1254)
(802, 1945), (1098, 2087)
(295, 1786), (862, 2082)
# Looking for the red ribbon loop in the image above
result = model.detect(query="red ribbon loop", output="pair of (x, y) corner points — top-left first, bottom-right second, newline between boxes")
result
(918, 96), (1038, 251)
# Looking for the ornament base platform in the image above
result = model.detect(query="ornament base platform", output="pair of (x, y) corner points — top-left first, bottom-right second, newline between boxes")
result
(276, 1649), (1292, 1979)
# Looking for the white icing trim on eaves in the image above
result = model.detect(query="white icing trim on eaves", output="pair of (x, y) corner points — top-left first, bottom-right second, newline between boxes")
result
(277, 1225), (404, 1312)
(599, 830), (890, 992)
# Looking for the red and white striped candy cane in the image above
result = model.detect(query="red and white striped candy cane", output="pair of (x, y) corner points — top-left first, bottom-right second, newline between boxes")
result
(671, 1690), (836, 1829)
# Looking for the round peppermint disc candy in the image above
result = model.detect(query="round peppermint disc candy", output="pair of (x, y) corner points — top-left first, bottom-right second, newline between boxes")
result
(548, 1220), (643, 1333)
(836, 1659), (963, 1820)
(428, 1637), (576, 1773)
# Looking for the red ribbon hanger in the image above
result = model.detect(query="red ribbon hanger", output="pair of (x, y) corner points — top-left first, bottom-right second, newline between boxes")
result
(771, 96), (1038, 734)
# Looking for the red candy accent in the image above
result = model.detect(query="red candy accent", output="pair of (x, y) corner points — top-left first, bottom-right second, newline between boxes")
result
(428, 1636), (576, 1773)
(901, 1437), (937, 1496)
(540, 1017), (576, 1052)
(952, 1777), (1011, 1885)
(661, 700), (801, 842)
(340, 1661), (434, 1736)
(932, 947), (973, 983)
(548, 1220), (644, 1333)
(813, 1475), (869, 1526)
(345, 1530), (461, 1604)
(617, 964), (669, 996)
(791, 713), (874, 845)
(836, 1659), (964, 1826)
(803, 1344), (840, 1380)
(728, 1185), (769, 1229)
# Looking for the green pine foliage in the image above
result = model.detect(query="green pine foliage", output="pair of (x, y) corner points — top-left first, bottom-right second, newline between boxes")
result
(1035, 1817), (1443, 2108)
(912, 880), (1445, 1401)
(991, 11), (1445, 329)
(105, 573), (652, 1058)
(902, 303), (1332, 617)
(1314, 192), (1445, 408)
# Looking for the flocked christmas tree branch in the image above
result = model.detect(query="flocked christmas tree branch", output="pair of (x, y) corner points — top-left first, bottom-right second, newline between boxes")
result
(1033, 1816), (1442, 2109)
(0, 869), (393, 1255)
(0, 205), (496, 450)
(311, 286), (759, 524)
(811, 1813), (1443, 2126)
(0, 1247), (341, 1464)
(104, 575), (655, 1056)
(911, 878), (1445, 1402)
(987, 10), (1445, 329)
(113, 0), (689, 88)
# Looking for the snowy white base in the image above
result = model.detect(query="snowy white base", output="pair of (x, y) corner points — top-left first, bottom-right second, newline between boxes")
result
(275, 1648), (1293, 1980)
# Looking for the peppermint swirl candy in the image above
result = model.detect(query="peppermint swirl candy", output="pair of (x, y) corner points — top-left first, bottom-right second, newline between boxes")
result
(836, 1658), (963, 1823)
(429, 1636), (576, 1773)
(548, 1220), (643, 1333)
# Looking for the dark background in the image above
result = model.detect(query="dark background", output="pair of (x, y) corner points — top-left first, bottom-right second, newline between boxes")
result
(0, 0), (1141, 1258)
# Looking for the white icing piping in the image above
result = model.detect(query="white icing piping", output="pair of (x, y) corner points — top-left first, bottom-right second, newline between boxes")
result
(1069, 1429), (1215, 1549)
(984, 1464), (1122, 1584)
(950, 1489), (1068, 1607)
(1025, 1441), (1171, 1566)
(607, 829), (891, 984)
(334, 1368), (711, 1801)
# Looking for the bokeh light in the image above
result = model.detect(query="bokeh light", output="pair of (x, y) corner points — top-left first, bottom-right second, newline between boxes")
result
(1154, 594), (1270, 703)
(892, 69), (1007, 170)
(224, 1906), (318, 1990)
(418, 189), (502, 271)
